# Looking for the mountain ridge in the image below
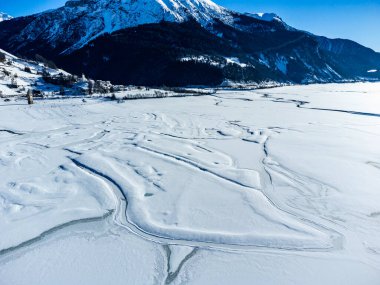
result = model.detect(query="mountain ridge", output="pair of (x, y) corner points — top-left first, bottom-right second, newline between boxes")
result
(0, 12), (12, 22)
(8, 0), (234, 54)
(0, 0), (379, 86)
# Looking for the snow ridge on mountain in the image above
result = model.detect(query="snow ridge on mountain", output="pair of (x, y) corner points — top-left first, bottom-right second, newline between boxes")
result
(245, 12), (282, 23)
(0, 12), (12, 22)
(15, 0), (234, 54)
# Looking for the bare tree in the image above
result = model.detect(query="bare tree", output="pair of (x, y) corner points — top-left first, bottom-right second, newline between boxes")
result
(0, 52), (5, 63)
(88, 80), (94, 94)
(27, 89), (34, 105)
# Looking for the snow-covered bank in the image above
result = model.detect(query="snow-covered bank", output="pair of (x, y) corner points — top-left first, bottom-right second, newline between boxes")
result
(0, 48), (210, 99)
(0, 48), (91, 97)
(1, 83), (380, 284)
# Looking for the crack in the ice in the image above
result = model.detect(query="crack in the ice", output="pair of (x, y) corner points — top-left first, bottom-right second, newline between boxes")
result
(367, 161), (380, 170)
(262, 93), (380, 118)
(133, 143), (258, 190)
(262, 138), (273, 185)
(163, 245), (198, 285)
(0, 129), (24, 136)
(70, 158), (129, 206)
(369, 212), (380, 218)
(305, 107), (380, 118)
(0, 210), (113, 257)
(63, 148), (83, 155)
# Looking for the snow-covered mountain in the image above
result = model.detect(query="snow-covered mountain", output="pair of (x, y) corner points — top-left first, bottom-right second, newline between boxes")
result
(0, 0), (379, 86)
(10, 0), (234, 54)
(0, 0), (290, 55)
(0, 12), (12, 22)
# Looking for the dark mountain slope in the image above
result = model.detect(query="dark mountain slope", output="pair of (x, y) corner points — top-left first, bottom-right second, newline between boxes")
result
(316, 37), (380, 79)
(55, 20), (277, 86)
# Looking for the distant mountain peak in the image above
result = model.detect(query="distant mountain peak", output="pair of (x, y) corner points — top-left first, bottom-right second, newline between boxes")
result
(0, 12), (12, 22)
(12, 0), (233, 53)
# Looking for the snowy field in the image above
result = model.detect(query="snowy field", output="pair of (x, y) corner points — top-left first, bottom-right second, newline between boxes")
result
(1, 82), (380, 285)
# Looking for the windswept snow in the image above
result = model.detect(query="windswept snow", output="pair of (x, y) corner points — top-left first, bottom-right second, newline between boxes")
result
(1, 83), (380, 284)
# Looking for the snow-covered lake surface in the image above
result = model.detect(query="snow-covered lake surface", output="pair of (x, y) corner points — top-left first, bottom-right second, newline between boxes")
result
(1, 83), (380, 284)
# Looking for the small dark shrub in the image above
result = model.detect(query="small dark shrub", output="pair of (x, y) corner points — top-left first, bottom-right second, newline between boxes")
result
(0, 52), (5, 63)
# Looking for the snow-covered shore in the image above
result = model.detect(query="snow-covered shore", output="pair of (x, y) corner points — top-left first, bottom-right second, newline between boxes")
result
(1, 83), (380, 284)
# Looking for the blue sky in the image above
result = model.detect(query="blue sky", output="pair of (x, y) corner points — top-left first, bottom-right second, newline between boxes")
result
(1, 0), (379, 51)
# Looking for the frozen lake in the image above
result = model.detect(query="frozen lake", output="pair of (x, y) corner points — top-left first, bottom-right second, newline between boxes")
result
(1, 83), (380, 284)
